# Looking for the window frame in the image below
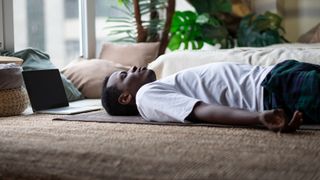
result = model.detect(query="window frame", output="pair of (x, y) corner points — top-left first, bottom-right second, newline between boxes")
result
(0, 0), (14, 51)
(0, 0), (97, 59)
(0, 0), (3, 50)
(79, 0), (96, 59)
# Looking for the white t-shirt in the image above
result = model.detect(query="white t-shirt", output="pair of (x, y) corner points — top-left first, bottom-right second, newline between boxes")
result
(136, 62), (274, 123)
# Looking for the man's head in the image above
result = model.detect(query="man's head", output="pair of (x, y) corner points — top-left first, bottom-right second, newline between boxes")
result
(101, 66), (156, 116)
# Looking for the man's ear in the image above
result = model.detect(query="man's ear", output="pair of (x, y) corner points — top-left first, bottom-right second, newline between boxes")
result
(118, 91), (133, 105)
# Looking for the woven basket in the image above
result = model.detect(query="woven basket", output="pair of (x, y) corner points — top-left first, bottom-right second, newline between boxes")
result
(0, 87), (29, 117)
(0, 56), (23, 65)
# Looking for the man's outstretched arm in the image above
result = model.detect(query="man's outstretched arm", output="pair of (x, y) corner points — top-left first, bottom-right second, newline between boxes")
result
(188, 102), (303, 132)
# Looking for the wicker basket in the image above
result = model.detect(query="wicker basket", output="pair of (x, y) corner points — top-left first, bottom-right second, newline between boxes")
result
(0, 87), (29, 117)
(0, 56), (23, 65)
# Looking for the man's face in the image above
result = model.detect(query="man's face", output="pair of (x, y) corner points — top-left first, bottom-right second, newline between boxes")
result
(107, 66), (156, 97)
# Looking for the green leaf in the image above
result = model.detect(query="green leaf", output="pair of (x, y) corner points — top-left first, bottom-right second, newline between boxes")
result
(196, 13), (210, 24)
(169, 11), (205, 50)
(265, 11), (282, 29)
(193, 40), (204, 49)
(169, 10), (233, 50)
(237, 12), (288, 47)
(168, 34), (182, 50)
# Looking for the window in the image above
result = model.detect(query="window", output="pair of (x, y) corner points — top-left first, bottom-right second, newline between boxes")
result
(95, 0), (126, 55)
(2, 0), (194, 66)
(13, 0), (80, 68)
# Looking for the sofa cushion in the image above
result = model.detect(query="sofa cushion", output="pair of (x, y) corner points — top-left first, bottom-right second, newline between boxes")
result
(298, 23), (320, 43)
(62, 59), (129, 98)
(99, 42), (160, 67)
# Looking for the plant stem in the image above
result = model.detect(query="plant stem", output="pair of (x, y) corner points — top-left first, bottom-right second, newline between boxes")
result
(159, 0), (175, 56)
(133, 0), (147, 42)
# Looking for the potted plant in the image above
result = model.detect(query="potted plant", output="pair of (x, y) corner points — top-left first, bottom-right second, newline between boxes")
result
(168, 0), (287, 50)
(106, 0), (175, 56)
(237, 11), (288, 47)
(168, 0), (235, 50)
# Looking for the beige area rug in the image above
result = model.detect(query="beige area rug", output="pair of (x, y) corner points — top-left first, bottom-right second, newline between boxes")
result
(1, 111), (320, 180)
(54, 110), (320, 130)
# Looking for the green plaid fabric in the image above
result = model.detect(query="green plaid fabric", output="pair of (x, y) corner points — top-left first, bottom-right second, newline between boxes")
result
(262, 60), (320, 124)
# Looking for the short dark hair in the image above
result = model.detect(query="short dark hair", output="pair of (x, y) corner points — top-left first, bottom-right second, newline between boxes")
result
(101, 76), (139, 116)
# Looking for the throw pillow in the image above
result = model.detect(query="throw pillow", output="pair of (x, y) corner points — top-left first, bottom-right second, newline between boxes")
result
(99, 42), (160, 67)
(298, 23), (320, 43)
(62, 59), (129, 98)
(0, 56), (23, 65)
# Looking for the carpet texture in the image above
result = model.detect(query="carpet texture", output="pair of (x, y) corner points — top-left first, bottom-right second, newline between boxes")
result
(1, 111), (320, 180)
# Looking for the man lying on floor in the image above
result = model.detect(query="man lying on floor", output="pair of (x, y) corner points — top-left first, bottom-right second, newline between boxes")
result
(101, 60), (320, 133)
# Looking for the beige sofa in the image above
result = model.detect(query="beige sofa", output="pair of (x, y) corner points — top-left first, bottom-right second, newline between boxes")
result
(149, 43), (320, 79)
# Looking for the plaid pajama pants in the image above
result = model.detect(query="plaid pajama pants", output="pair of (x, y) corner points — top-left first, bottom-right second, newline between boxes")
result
(262, 60), (320, 124)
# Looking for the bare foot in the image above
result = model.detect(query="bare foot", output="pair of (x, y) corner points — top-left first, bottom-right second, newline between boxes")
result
(259, 109), (303, 133)
(281, 111), (303, 133)
(259, 109), (286, 132)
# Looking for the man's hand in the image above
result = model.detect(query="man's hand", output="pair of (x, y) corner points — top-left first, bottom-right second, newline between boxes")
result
(259, 109), (303, 133)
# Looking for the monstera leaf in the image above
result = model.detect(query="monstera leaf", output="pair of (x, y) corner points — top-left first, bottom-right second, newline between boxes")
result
(168, 0), (234, 50)
(201, 24), (234, 48)
(168, 11), (233, 50)
(168, 11), (203, 50)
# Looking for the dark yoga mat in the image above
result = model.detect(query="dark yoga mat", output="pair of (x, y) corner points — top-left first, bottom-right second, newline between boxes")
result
(53, 111), (233, 127)
(53, 110), (320, 130)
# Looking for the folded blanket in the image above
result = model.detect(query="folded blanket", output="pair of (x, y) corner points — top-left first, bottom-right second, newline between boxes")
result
(149, 46), (320, 79)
